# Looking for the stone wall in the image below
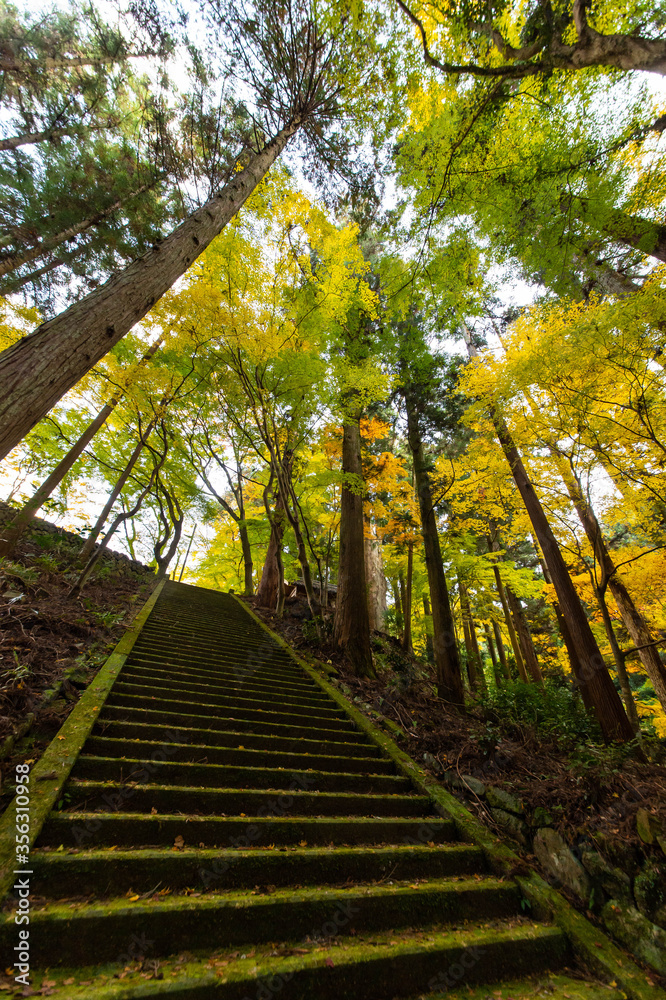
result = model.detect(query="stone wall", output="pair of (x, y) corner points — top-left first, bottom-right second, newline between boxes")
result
(423, 753), (666, 977)
(0, 500), (154, 578)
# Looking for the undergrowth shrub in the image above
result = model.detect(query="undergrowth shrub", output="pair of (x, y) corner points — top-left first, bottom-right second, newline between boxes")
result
(478, 679), (601, 746)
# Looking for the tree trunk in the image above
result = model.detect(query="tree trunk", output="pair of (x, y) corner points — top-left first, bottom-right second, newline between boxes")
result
(364, 533), (387, 631)
(556, 455), (666, 712)
(505, 585), (543, 684)
(402, 543), (414, 654)
(463, 333), (633, 741)
(392, 578), (404, 639)
(0, 399), (117, 558)
(404, 391), (465, 707)
(458, 574), (486, 692)
(492, 562), (528, 682)
(536, 550), (583, 680)
(492, 620), (510, 679)
(594, 586), (642, 735)
(423, 594), (435, 662)
(333, 414), (374, 676)
(0, 123), (299, 461)
(239, 521), (254, 596)
(79, 418), (156, 562)
(257, 487), (287, 610)
(484, 622), (502, 685)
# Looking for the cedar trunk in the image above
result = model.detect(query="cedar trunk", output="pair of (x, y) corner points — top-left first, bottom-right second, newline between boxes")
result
(492, 411), (633, 741)
(333, 416), (374, 676)
(0, 125), (298, 461)
(405, 394), (465, 707)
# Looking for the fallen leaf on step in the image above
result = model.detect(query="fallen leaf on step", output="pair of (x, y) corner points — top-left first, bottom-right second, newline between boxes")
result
(151, 807), (157, 815)
(174, 835), (185, 849)
(325, 958), (334, 968)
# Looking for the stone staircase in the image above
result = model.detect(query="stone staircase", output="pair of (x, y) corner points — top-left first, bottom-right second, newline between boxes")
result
(1, 582), (630, 998)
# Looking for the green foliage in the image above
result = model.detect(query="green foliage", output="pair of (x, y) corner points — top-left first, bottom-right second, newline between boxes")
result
(478, 679), (601, 746)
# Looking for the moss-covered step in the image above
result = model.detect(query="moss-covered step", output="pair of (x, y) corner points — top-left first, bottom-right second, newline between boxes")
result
(8, 878), (523, 967)
(113, 678), (340, 714)
(37, 811), (458, 850)
(104, 693), (358, 731)
(14, 922), (570, 1000)
(419, 971), (628, 1000)
(96, 704), (370, 743)
(60, 781), (432, 818)
(30, 842), (487, 896)
(111, 681), (347, 719)
(120, 662), (329, 698)
(69, 755), (414, 794)
(125, 649), (314, 682)
(78, 735), (398, 775)
(91, 720), (383, 759)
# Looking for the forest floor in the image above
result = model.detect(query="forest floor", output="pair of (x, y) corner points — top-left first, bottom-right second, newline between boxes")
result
(0, 521), (155, 810)
(246, 595), (666, 896)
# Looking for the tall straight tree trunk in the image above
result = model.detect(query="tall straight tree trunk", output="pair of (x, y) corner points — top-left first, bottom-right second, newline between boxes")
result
(555, 452), (666, 712)
(79, 417), (156, 562)
(0, 399), (117, 558)
(492, 620), (511, 679)
(494, 416), (633, 740)
(257, 479), (288, 610)
(0, 335), (164, 559)
(491, 562), (528, 682)
(404, 391), (465, 707)
(458, 575), (486, 692)
(423, 594), (435, 662)
(364, 532), (387, 630)
(484, 622), (502, 686)
(464, 333), (633, 741)
(0, 123), (299, 461)
(239, 522), (254, 596)
(333, 414), (374, 676)
(536, 550), (582, 679)
(594, 586), (642, 735)
(401, 543), (414, 654)
(504, 585), (543, 684)
(392, 578), (404, 640)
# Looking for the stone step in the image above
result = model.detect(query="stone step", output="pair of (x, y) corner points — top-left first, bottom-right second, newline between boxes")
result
(17, 922), (569, 998)
(120, 661), (327, 698)
(104, 693), (357, 731)
(113, 677), (338, 713)
(92, 719), (382, 757)
(39, 811), (457, 850)
(11, 878), (521, 967)
(111, 680), (347, 719)
(78, 735), (397, 775)
(61, 780), (434, 818)
(96, 704), (368, 743)
(30, 843), (488, 897)
(69, 755), (413, 795)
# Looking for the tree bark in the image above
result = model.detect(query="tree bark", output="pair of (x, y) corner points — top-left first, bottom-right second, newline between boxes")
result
(492, 619), (510, 679)
(0, 399), (117, 558)
(364, 533), (387, 630)
(484, 621), (502, 685)
(392, 578), (404, 639)
(505, 585), (543, 684)
(423, 593), (435, 662)
(0, 123), (299, 461)
(556, 456), (666, 712)
(492, 562), (528, 682)
(463, 333), (633, 741)
(333, 414), (374, 677)
(404, 390), (465, 707)
(79, 417), (156, 562)
(257, 470), (289, 610)
(594, 586), (642, 735)
(402, 543), (414, 654)
(239, 522), (254, 596)
(0, 125), (79, 152)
